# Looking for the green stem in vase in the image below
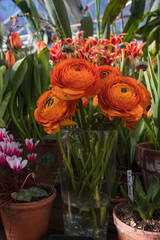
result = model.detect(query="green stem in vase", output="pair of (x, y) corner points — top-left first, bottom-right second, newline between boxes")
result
(58, 131), (76, 190)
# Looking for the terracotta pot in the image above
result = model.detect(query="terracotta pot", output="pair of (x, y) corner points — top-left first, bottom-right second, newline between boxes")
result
(113, 202), (160, 240)
(136, 142), (160, 190)
(0, 184), (56, 240)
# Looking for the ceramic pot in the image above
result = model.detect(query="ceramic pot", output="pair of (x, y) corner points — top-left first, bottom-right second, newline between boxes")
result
(0, 184), (56, 240)
(136, 142), (160, 190)
(113, 202), (160, 240)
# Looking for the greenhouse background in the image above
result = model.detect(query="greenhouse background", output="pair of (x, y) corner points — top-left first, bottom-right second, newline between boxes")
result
(0, 0), (156, 53)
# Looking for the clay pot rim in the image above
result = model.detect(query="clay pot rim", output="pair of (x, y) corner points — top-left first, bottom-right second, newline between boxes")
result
(136, 142), (160, 153)
(113, 201), (160, 236)
(5, 184), (56, 208)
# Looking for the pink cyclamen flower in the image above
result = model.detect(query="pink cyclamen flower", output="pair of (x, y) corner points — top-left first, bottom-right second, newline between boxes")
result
(25, 139), (39, 152)
(0, 141), (21, 156)
(0, 128), (8, 141)
(0, 152), (6, 166)
(27, 153), (37, 163)
(6, 156), (28, 173)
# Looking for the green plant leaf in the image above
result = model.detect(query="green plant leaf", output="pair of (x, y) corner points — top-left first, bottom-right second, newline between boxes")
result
(14, 0), (40, 32)
(0, 91), (12, 119)
(0, 22), (3, 48)
(9, 58), (28, 138)
(147, 177), (159, 201)
(44, 0), (72, 39)
(11, 189), (32, 202)
(0, 118), (6, 128)
(120, 185), (137, 210)
(101, 0), (128, 35)
(130, 0), (146, 19)
(0, 68), (3, 104)
(29, 187), (48, 197)
(36, 152), (54, 167)
(80, 12), (93, 38)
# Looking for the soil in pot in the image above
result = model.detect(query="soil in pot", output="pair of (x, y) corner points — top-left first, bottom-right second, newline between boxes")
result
(116, 202), (160, 232)
(113, 201), (160, 240)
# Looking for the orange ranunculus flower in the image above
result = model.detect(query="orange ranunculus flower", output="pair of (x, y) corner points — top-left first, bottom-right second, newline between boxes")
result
(34, 90), (77, 134)
(10, 33), (22, 50)
(50, 58), (101, 100)
(5, 50), (15, 67)
(97, 65), (122, 86)
(98, 76), (151, 129)
(37, 41), (47, 54)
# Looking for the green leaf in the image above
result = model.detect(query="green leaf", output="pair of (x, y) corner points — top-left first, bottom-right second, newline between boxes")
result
(130, 0), (146, 19)
(0, 22), (3, 48)
(15, 0), (40, 31)
(29, 187), (48, 197)
(11, 189), (32, 202)
(0, 118), (6, 128)
(120, 185), (137, 209)
(101, 0), (128, 34)
(36, 152), (54, 167)
(0, 68), (3, 104)
(135, 176), (144, 194)
(147, 177), (159, 201)
(44, 0), (72, 39)
(0, 91), (12, 119)
(80, 12), (93, 38)
(9, 58), (28, 138)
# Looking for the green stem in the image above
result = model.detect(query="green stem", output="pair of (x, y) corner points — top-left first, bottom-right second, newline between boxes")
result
(138, 69), (143, 85)
(120, 49), (124, 73)
(58, 131), (76, 190)
(95, 0), (101, 42)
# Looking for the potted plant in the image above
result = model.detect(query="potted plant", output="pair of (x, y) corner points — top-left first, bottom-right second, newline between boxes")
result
(136, 51), (160, 190)
(0, 127), (56, 240)
(113, 176), (160, 240)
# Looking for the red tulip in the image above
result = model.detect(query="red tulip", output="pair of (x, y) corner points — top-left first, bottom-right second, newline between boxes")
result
(10, 33), (22, 50)
(37, 41), (47, 54)
(5, 50), (15, 67)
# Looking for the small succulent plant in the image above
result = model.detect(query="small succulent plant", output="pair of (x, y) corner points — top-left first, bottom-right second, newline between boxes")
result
(121, 176), (160, 220)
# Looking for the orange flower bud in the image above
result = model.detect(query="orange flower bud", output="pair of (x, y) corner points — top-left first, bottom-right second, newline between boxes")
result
(37, 41), (47, 54)
(10, 33), (22, 50)
(12, 17), (18, 23)
(5, 50), (15, 67)
(147, 108), (153, 119)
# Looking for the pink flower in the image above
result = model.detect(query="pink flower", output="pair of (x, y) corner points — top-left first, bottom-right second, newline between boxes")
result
(25, 139), (39, 152)
(27, 153), (37, 163)
(0, 142), (21, 156)
(6, 156), (28, 173)
(0, 152), (6, 166)
(0, 128), (8, 141)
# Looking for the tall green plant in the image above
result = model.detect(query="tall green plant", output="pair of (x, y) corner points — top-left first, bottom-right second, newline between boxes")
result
(123, 0), (146, 42)
(44, 0), (72, 39)
(143, 52), (160, 149)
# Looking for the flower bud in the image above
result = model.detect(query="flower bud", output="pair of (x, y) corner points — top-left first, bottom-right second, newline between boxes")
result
(37, 41), (47, 54)
(10, 32), (22, 50)
(61, 44), (74, 53)
(0, 65), (6, 75)
(147, 108), (153, 119)
(5, 50), (15, 67)
(135, 61), (148, 72)
(119, 42), (127, 49)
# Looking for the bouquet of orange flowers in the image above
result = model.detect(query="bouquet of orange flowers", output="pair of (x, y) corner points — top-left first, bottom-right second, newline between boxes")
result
(34, 34), (151, 239)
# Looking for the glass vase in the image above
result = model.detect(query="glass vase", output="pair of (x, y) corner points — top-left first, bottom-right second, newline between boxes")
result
(58, 129), (117, 240)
